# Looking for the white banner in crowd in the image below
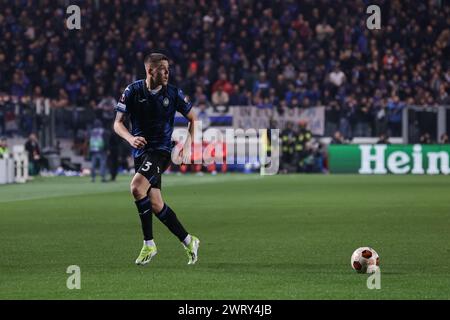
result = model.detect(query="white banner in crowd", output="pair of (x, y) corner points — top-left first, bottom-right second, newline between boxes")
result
(232, 106), (325, 136)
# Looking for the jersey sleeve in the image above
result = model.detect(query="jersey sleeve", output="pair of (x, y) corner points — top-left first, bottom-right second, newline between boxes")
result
(115, 86), (133, 114)
(176, 88), (192, 118)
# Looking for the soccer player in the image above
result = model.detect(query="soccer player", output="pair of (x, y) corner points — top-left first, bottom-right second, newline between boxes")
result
(113, 53), (200, 266)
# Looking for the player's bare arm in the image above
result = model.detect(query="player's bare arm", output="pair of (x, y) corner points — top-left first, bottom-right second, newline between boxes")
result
(113, 112), (147, 149)
(181, 109), (197, 164)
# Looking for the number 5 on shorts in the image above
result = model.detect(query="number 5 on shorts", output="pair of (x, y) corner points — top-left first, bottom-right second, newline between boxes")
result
(142, 161), (152, 172)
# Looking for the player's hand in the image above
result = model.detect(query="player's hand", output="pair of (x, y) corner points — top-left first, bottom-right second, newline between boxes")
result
(181, 142), (191, 164)
(127, 136), (147, 149)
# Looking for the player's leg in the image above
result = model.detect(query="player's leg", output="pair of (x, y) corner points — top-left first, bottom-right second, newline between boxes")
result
(131, 156), (158, 265)
(130, 172), (153, 240)
(150, 186), (200, 265)
(149, 187), (188, 242)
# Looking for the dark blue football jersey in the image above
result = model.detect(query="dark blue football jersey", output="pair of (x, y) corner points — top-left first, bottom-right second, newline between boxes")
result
(115, 80), (192, 158)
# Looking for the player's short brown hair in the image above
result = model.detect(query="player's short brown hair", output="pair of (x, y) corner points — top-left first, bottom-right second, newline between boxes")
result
(144, 53), (169, 67)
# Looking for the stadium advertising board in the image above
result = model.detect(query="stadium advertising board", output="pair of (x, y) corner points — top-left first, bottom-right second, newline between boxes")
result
(328, 144), (450, 175)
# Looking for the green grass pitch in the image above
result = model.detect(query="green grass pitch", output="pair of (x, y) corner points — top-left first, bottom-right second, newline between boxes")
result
(0, 174), (449, 299)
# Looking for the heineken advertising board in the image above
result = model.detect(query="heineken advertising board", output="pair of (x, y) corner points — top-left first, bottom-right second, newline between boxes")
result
(328, 144), (450, 174)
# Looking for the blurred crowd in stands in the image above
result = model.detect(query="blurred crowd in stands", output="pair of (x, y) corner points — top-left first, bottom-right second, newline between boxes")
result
(0, 0), (449, 142)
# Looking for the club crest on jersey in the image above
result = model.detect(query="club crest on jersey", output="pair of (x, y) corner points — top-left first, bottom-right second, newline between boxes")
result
(163, 97), (170, 107)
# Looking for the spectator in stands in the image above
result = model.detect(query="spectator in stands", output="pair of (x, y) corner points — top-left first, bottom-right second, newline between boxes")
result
(25, 133), (41, 176)
(3, 99), (18, 137)
(89, 119), (108, 183)
(0, 137), (8, 157)
(52, 89), (69, 109)
(420, 132), (433, 144)
(326, 100), (340, 136)
(437, 84), (450, 105)
(284, 83), (296, 106)
(439, 133), (449, 144)
(382, 49), (398, 71)
(377, 134), (391, 145)
(290, 97), (300, 109)
(193, 86), (211, 107)
(229, 84), (249, 106)
(253, 72), (271, 97)
(76, 85), (91, 107)
(328, 64), (346, 94)
(315, 19), (335, 42)
(211, 85), (230, 112)
(339, 96), (356, 139)
(277, 99), (288, 115)
(10, 70), (30, 98)
(354, 97), (372, 137)
(65, 74), (82, 104)
(374, 99), (389, 137)
(212, 72), (233, 96)
(97, 96), (117, 128)
(331, 131), (345, 144)
(387, 95), (404, 137)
